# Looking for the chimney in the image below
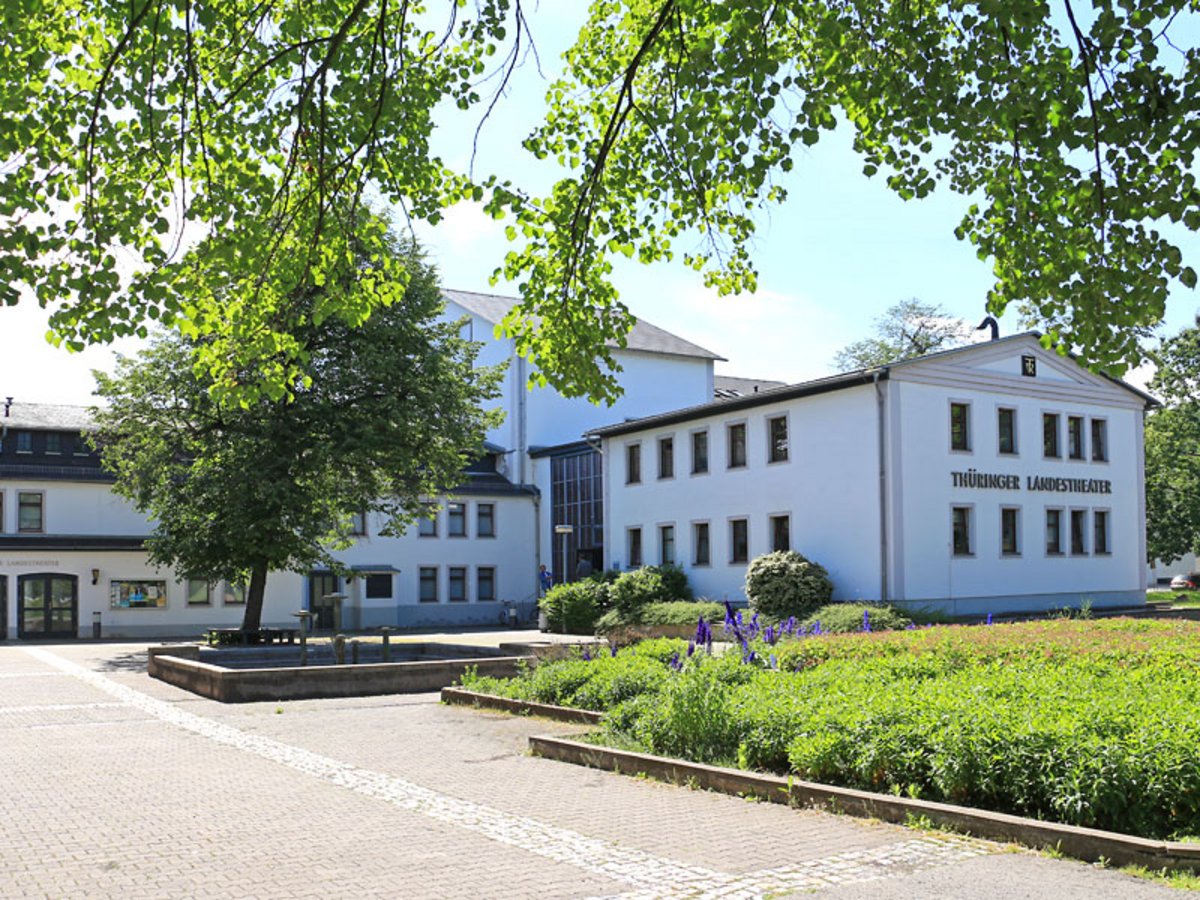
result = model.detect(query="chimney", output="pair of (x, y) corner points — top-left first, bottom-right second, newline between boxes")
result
(3, 397), (11, 417)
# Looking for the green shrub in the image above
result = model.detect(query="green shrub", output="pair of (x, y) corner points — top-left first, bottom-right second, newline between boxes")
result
(647, 563), (692, 601)
(539, 580), (608, 634)
(609, 567), (664, 615)
(744, 550), (833, 620)
(801, 603), (912, 634)
(595, 600), (725, 633)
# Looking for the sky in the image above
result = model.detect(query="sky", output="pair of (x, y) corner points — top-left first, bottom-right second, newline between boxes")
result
(2, 6), (1196, 405)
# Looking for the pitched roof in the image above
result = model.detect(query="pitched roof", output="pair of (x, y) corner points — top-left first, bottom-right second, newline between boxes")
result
(1, 400), (96, 431)
(713, 375), (787, 400)
(442, 289), (724, 361)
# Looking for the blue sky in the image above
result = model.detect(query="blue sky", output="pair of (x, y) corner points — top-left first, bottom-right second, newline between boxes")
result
(3, 6), (1196, 403)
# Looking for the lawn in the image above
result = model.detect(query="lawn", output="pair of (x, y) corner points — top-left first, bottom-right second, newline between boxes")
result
(1148, 589), (1200, 608)
(461, 618), (1200, 841)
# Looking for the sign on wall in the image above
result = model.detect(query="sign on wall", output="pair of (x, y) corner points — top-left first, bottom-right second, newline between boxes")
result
(109, 580), (167, 609)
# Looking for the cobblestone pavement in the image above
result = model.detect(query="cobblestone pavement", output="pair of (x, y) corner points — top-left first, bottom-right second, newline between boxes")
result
(0, 643), (1183, 899)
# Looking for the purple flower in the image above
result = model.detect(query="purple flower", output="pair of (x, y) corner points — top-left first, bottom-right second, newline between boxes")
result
(812, 621), (822, 636)
(986, 613), (993, 626)
(668, 651), (683, 672)
(610, 643), (619, 657)
(687, 640), (696, 657)
(724, 600), (736, 625)
(769, 654), (778, 669)
(743, 650), (757, 665)
(581, 647), (592, 661)
(862, 610), (872, 633)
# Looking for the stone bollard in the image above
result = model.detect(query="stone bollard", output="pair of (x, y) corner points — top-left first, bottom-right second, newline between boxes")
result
(293, 611), (313, 666)
(333, 634), (346, 666)
(351, 640), (360, 665)
(380, 627), (391, 662)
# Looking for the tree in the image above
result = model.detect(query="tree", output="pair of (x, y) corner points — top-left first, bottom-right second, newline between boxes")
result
(90, 236), (503, 631)
(832, 300), (972, 371)
(3, 2), (1198, 401)
(1145, 316), (1200, 565)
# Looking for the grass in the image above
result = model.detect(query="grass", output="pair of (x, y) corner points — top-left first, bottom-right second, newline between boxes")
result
(1121, 865), (1200, 892)
(1148, 589), (1200, 608)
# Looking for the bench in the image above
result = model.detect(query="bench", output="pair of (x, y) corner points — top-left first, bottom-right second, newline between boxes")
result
(205, 628), (299, 646)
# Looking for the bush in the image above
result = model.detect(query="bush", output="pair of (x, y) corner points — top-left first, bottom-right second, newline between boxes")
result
(594, 600), (726, 633)
(539, 580), (609, 634)
(801, 603), (912, 634)
(647, 563), (692, 601)
(744, 550), (833, 620)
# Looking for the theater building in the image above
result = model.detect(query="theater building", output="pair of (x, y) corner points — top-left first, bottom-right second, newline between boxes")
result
(589, 334), (1154, 616)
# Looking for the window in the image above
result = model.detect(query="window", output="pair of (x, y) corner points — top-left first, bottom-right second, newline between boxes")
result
(110, 579), (167, 610)
(727, 423), (747, 469)
(1070, 509), (1088, 555)
(0, 492), (4, 533)
(997, 408), (1017, 455)
(1093, 510), (1110, 555)
(365, 573), (392, 599)
(45, 433), (62, 455)
(476, 503), (495, 538)
(477, 567), (496, 602)
(419, 567), (438, 603)
(17, 492), (43, 533)
(349, 511), (367, 536)
(768, 416), (788, 463)
(730, 518), (749, 563)
(626, 443), (642, 484)
(223, 582), (246, 605)
(691, 430), (709, 474)
(770, 514), (790, 553)
(1000, 508), (1020, 556)
(1043, 413), (1060, 458)
(659, 525), (675, 565)
(1046, 509), (1063, 555)
(1067, 416), (1085, 460)
(186, 579), (211, 606)
(1091, 419), (1108, 462)
(627, 527), (643, 567)
(951, 506), (972, 556)
(693, 522), (710, 566)
(657, 436), (675, 480)
(447, 502), (466, 537)
(15, 431), (31, 453)
(448, 567), (467, 602)
(950, 403), (970, 451)
(418, 514), (437, 537)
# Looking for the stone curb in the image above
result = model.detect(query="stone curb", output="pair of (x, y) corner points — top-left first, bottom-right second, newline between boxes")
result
(440, 687), (603, 724)
(529, 734), (1200, 874)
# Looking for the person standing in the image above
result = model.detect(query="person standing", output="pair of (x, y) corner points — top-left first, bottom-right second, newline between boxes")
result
(538, 564), (553, 596)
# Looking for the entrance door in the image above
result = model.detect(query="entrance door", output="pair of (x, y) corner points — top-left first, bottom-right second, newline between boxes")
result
(0, 576), (7, 640)
(18, 574), (78, 639)
(308, 572), (339, 631)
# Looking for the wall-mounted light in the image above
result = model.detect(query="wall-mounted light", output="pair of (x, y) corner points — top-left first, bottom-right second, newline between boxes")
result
(91, 568), (100, 586)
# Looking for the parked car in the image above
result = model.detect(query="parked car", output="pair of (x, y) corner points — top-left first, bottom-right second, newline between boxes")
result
(1169, 573), (1200, 591)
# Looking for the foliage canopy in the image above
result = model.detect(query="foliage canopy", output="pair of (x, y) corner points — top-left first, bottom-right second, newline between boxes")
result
(832, 300), (973, 371)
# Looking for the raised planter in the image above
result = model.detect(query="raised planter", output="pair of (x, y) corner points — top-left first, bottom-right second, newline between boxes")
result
(440, 686), (603, 724)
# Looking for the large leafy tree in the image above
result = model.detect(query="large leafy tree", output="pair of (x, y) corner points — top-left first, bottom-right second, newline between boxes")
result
(832, 300), (972, 370)
(90, 237), (503, 631)
(1145, 317), (1200, 566)
(3, 1), (1198, 401)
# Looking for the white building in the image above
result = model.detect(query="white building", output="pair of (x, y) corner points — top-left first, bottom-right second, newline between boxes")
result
(589, 335), (1154, 616)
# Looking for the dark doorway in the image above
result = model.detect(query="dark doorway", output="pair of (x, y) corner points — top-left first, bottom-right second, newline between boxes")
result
(0, 576), (6, 640)
(308, 572), (339, 631)
(18, 573), (78, 639)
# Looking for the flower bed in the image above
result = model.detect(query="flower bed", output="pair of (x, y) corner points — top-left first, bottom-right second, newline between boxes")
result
(460, 613), (1200, 841)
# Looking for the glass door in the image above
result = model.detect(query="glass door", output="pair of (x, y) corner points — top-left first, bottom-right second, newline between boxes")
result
(18, 574), (78, 639)
(308, 572), (339, 631)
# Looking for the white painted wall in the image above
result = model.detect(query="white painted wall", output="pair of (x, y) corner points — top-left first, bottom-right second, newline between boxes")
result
(0, 480), (149, 535)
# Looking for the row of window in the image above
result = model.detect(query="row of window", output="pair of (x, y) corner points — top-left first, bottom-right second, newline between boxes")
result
(950, 403), (1109, 461)
(5, 430), (90, 456)
(418, 565), (497, 603)
(417, 502), (496, 538)
(0, 490), (44, 533)
(626, 415), (790, 484)
(626, 513), (793, 568)
(950, 506), (1112, 558)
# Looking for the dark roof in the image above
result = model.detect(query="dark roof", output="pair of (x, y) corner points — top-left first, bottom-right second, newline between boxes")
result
(713, 375), (787, 400)
(1, 401), (96, 431)
(529, 440), (596, 459)
(442, 289), (725, 361)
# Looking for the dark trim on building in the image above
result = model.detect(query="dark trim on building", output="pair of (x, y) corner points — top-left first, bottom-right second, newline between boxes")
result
(0, 465), (113, 482)
(0, 535), (147, 551)
(529, 440), (595, 459)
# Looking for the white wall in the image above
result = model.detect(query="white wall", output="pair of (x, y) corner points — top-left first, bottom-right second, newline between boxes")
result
(0, 480), (150, 535)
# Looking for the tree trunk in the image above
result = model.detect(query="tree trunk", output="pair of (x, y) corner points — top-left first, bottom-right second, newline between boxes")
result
(240, 561), (269, 632)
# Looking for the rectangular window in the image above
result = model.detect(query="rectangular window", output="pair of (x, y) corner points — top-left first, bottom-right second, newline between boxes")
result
(659, 525), (675, 565)
(419, 567), (438, 603)
(1001, 507), (1020, 556)
(0, 492), (5, 533)
(365, 573), (392, 599)
(109, 579), (167, 610)
(1093, 510), (1110, 555)
(770, 514), (790, 553)
(477, 567), (496, 603)
(998, 408), (1017, 455)
(17, 492), (43, 533)
(693, 522), (710, 566)
(768, 416), (788, 463)
(1067, 416), (1085, 460)
(447, 502), (466, 537)
(349, 511), (367, 536)
(1046, 509), (1063, 555)
(1070, 509), (1088, 555)
(448, 567), (467, 602)
(223, 582), (246, 605)
(626, 443), (642, 484)
(628, 528), (643, 568)
(1091, 419), (1108, 462)
(476, 503), (495, 538)
(186, 579), (211, 606)
(951, 506), (972, 556)
(418, 514), (437, 537)
(45, 433), (62, 455)
(15, 431), (31, 453)
(730, 518), (749, 563)
(658, 436), (674, 479)
(950, 403), (970, 451)
(727, 423), (747, 469)
(1043, 413), (1060, 458)
(691, 431), (709, 474)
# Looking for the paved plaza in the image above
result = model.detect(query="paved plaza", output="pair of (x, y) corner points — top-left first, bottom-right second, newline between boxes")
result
(0, 640), (1186, 899)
